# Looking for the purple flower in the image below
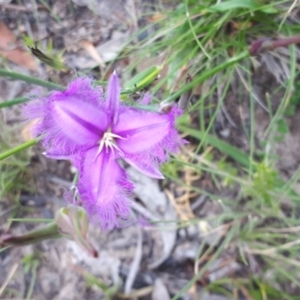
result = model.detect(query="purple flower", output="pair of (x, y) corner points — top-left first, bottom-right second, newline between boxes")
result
(24, 72), (184, 229)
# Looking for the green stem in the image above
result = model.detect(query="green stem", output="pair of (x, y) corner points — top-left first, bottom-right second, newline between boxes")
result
(0, 68), (65, 90)
(0, 97), (28, 108)
(26, 261), (38, 300)
(0, 139), (37, 161)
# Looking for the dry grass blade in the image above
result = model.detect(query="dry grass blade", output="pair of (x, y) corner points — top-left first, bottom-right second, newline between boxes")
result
(238, 284), (255, 300)
(118, 286), (154, 299)
(194, 221), (234, 274)
(165, 188), (196, 221)
(236, 67), (268, 112)
(0, 263), (19, 297)
(257, 225), (300, 233)
(247, 239), (300, 256)
(165, 145), (200, 220)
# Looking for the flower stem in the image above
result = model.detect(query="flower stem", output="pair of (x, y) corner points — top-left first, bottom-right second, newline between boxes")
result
(0, 68), (65, 90)
(0, 139), (37, 161)
(249, 35), (300, 55)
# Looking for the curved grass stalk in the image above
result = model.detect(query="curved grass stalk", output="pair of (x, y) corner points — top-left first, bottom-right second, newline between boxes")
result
(0, 97), (28, 108)
(0, 139), (37, 161)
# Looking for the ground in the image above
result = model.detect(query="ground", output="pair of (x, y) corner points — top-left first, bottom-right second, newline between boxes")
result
(0, 1), (300, 300)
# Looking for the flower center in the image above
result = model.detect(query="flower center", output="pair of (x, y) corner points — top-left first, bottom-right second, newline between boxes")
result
(96, 130), (124, 156)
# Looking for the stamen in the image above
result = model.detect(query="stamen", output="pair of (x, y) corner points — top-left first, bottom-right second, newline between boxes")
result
(96, 131), (124, 158)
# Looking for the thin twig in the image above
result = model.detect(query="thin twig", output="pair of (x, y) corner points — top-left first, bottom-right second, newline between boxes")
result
(217, 73), (237, 127)
(256, 225), (300, 233)
(248, 239), (300, 256)
(124, 225), (143, 294)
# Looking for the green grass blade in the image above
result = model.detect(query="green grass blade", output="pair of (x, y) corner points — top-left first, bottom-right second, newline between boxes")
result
(164, 51), (249, 103)
(180, 125), (254, 168)
(0, 140), (37, 161)
(0, 69), (64, 90)
(0, 97), (28, 109)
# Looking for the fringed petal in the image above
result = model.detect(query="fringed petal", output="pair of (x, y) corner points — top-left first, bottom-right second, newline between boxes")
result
(114, 107), (185, 175)
(124, 156), (164, 179)
(23, 78), (108, 155)
(76, 147), (133, 229)
(114, 108), (170, 152)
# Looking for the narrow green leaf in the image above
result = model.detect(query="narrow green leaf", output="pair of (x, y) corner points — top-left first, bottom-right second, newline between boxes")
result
(163, 51), (249, 103)
(0, 68), (64, 90)
(8, 218), (53, 223)
(207, 0), (277, 13)
(0, 97), (28, 109)
(180, 125), (253, 168)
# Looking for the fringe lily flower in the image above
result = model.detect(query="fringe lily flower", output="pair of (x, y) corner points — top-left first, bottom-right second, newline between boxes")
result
(24, 72), (184, 229)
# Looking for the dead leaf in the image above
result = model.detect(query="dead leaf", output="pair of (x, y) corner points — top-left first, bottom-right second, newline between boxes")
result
(127, 167), (177, 269)
(80, 40), (106, 69)
(231, 20), (253, 30)
(22, 119), (39, 141)
(152, 279), (170, 300)
(96, 32), (129, 63)
(0, 21), (37, 71)
(148, 13), (165, 22)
